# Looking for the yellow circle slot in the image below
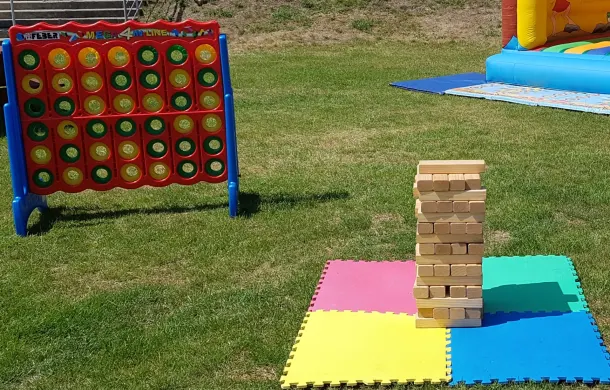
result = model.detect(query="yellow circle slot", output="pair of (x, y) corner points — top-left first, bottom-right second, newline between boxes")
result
(149, 162), (170, 180)
(78, 47), (101, 68)
(120, 164), (141, 182)
(81, 72), (103, 92)
(57, 120), (78, 140)
(199, 91), (220, 110)
(195, 44), (217, 64)
(48, 48), (71, 69)
(118, 141), (139, 160)
(30, 146), (52, 164)
(84, 96), (105, 115)
(52, 73), (73, 93)
(22, 74), (43, 95)
(169, 69), (190, 89)
(173, 115), (194, 134)
(90, 142), (111, 161)
(62, 167), (84, 186)
(113, 94), (135, 114)
(202, 114), (222, 132)
(108, 46), (130, 67)
(142, 93), (163, 112)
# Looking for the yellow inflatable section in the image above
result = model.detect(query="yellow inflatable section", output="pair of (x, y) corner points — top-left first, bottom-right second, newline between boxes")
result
(517, 0), (609, 49)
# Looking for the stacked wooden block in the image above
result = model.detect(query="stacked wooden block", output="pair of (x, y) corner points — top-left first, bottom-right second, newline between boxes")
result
(413, 160), (487, 328)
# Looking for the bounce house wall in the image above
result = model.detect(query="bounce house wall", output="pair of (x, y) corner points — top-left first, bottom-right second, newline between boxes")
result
(502, 0), (518, 47)
(517, 0), (609, 49)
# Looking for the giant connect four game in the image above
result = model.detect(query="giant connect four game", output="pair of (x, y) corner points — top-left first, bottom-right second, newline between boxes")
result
(2, 20), (239, 236)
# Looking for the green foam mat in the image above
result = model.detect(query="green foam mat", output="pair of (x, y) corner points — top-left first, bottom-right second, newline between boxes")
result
(483, 255), (587, 314)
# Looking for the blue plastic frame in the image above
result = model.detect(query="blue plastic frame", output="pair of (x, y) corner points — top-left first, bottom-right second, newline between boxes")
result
(220, 33), (240, 217)
(2, 39), (48, 237)
(3, 33), (239, 236)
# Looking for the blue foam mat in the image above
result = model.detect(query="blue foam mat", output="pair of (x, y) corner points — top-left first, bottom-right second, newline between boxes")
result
(390, 73), (486, 94)
(450, 311), (610, 385)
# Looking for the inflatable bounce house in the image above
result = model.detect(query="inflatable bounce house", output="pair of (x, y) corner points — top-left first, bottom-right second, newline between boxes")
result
(487, 0), (610, 94)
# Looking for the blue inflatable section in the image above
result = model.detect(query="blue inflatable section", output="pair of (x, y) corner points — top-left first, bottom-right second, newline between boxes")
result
(486, 49), (610, 94)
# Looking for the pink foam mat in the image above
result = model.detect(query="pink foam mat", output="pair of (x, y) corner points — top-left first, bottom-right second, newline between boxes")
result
(308, 260), (417, 314)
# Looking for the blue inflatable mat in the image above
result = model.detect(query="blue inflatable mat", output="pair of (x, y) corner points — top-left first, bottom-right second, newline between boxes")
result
(451, 311), (610, 385)
(390, 73), (486, 94)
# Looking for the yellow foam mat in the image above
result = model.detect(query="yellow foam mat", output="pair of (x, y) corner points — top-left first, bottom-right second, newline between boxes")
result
(280, 310), (451, 388)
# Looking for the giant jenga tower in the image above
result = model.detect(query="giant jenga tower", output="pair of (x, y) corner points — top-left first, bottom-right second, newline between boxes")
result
(413, 160), (487, 328)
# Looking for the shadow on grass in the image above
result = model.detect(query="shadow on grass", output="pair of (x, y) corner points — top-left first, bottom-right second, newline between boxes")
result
(28, 190), (350, 235)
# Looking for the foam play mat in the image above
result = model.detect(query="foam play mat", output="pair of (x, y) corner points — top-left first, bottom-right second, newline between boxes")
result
(445, 83), (610, 115)
(280, 257), (610, 388)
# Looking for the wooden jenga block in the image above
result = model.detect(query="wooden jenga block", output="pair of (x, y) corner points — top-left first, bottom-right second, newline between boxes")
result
(419, 243), (435, 255)
(417, 276), (482, 286)
(418, 308), (434, 318)
(465, 174), (481, 190)
(432, 174), (450, 192)
(466, 286), (482, 299)
(433, 307), (449, 319)
(465, 308), (482, 319)
(452, 201), (470, 213)
(417, 213), (485, 223)
(418, 160), (486, 174)
(450, 308), (466, 320)
(415, 174), (434, 192)
(450, 222), (467, 235)
(433, 222), (450, 234)
(450, 285), (466, 298)
(420, 201), (438, 213)
(417, 264), (434, 277)
(466, 222), (483, 235)
(448, 174), (466, 191)
(466, 264), (482, 276)
(450, 264), (467, 277)
(468, 243), (485, 255)
(417, 234), (482, 244)
(434, 264), (450, 277)
(429, 286), (446, 298)
(469, 201), (486, 213)
(413, 285), (430, 299)
(451, 243), (468, 255)
(416, 187), (487, 201)
(435, 243), (451, 255)
(417, 223), (434, 234)
(436, 201), (453, 213)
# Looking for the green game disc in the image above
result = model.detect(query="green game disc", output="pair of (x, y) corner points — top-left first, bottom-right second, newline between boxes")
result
(147, 139), (167, 158)
(111, 71), (132, 91)
(144, 117), (165, 135)
(140, 70), (161, 89)
(59, 144), (81, 163)
(203, 136), (223, 154)
(175, 138), (196, 156)
(33, 168), (54, 187)
(54, 97), (75, 116)
(91, 165), (112, 184)
(24, 98), (46, 118)
(171, 92), (192, 111)
(116, 118), (137, 137)
(138, 46), (158, 65)
(167, 45), (188, 65)
(198, 68), (218, 87)
(86, 119), (108, 138)
(205, 159), (225, 176)
(18, 50), (40, 70)
(177, 160), (197, 178)
(27, 122), (49, 141)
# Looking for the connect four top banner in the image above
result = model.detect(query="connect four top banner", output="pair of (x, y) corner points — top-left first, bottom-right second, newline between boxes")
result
(3, 20), (239, 236)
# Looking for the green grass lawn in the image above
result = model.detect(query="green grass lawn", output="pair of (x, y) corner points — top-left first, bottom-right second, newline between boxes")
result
(2, 40), (610, 389)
